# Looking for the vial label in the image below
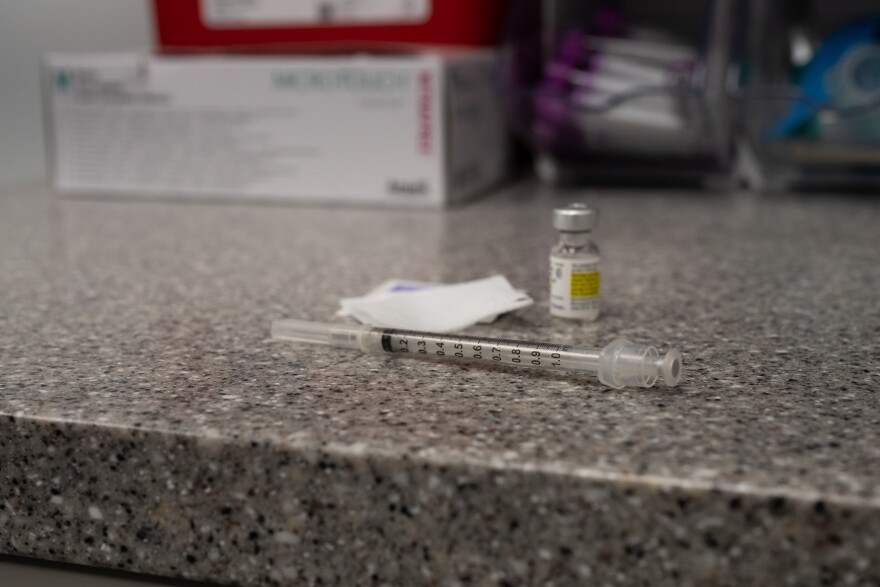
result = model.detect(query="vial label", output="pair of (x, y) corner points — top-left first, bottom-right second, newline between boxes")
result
(550, 256), (600, 319)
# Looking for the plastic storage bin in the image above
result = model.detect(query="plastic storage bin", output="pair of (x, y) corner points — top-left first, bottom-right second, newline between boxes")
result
(499, 0), (743, 187)
(737, 1), (880, 190)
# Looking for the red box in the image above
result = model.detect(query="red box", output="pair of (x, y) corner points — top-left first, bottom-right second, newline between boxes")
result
(152, 0), (509, 52)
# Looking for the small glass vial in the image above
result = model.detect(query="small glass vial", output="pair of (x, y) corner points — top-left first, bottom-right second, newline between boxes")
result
(549, 204), (600, 320)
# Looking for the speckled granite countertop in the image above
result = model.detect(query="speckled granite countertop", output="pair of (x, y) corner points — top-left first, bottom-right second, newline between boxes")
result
(1, 183), (878, 586)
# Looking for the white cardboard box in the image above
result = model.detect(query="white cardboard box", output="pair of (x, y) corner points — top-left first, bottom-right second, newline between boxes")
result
(43, 51), (509, 207)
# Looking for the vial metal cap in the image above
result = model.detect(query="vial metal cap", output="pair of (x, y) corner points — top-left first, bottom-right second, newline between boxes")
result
(553, 203), (598, 232)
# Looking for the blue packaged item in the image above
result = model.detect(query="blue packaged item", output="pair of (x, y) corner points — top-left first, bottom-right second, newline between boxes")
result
(769, 16), (880, 139)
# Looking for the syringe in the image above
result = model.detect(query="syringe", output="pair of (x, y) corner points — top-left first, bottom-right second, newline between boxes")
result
(271, 320), (682, 389)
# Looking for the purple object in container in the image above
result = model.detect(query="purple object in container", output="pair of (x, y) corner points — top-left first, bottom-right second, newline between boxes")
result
(533, 30), (590, 152)
(533, 7), (627, 153)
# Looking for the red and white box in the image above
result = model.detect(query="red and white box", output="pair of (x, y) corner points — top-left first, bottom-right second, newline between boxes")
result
(152, 0), (510, 52)
(43, 50), (510, 207)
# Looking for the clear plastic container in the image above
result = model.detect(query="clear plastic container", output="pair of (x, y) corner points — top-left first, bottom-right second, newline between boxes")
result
(737, 1), (880, 190)
(499, 0), (742, 187)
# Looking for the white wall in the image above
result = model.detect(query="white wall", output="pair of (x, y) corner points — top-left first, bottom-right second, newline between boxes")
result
(0, 0), (152, 187)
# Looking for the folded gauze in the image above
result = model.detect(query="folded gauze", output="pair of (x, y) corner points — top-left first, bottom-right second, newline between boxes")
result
(339, 275), (533, 332)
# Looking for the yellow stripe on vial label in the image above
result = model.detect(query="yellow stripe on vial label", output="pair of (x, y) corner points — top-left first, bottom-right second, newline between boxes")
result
(570, 271), (600, 297)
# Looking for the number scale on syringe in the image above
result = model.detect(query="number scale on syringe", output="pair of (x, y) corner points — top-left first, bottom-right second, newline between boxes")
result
(376, 328), (601, 373)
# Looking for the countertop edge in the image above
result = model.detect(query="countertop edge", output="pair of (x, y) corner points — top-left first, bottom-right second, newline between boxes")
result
(3, 414), (878, 586)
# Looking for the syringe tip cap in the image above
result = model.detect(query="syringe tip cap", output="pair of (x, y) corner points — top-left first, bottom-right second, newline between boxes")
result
(660, 348), (683, 387)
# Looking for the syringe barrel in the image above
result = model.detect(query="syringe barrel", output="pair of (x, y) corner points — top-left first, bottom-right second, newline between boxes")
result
(370, 327), (601, 375)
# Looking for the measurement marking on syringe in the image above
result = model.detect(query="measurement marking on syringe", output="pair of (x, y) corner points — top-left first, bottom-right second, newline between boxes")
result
(384, 329), (578, 368)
